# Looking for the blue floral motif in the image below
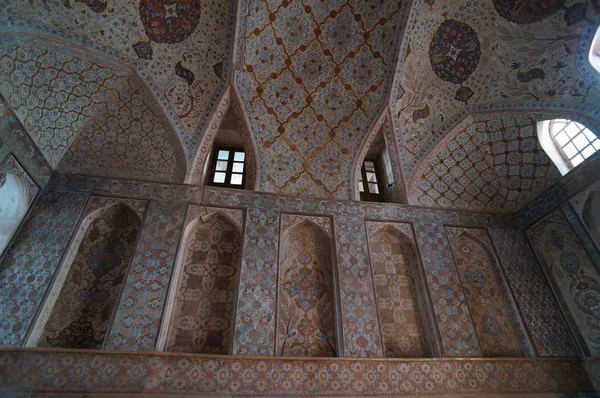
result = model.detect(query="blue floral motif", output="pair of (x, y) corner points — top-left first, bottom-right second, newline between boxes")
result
(559, 251), (579, 273)
(284, 267), (328, 311)
(429, 20), (481, 85)
(482, 313), (501, 336)
(464, 266), (486, 289)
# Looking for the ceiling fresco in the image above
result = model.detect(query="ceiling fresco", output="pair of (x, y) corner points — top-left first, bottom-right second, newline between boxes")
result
(393, 0), (600, 182)
(0, 33), (186, 183)
(408, 113), (563, 214)
(1, 0), (600, 212)
(0, 0), (235, 159)
(236, 0), (410, 199)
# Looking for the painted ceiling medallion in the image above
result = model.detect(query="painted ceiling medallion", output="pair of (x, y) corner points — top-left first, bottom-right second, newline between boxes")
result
(492, 0), (565, 24)
(139, 0), (202, 44)
(429, 19), (481, 85)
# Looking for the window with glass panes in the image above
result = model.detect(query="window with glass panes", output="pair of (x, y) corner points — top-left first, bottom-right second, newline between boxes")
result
(211, 149), (246, 188)
(550, 120), (600, 169)
(359, 160), (381, 199)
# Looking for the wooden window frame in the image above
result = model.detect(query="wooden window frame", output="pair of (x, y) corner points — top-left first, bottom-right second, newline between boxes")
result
(359, 160), (383, 202)
(549, 120), (600, 169)
(208, 147), (246, 189)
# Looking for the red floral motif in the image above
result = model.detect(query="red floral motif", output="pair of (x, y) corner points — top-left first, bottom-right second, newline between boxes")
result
(139, 0), (201, 44)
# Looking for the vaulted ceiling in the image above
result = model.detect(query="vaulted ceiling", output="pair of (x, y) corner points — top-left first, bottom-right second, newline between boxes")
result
(0, 0), (599, 212)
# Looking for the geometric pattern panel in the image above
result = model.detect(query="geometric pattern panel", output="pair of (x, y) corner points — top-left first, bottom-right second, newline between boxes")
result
(165, 212), (241, 354)
(58, 74), (186, 183)
(526, 209), (600, 356)
(409, 114), (562, 213)
(104, 200), (187, 351)
(1, 0), (235, 158)
(277, 216), (336, 357)
(232, 208), (280, 356)
(333, 215), (383, 357)
(0, 350), (592, 395)
(239, 0), (409, 199)
(488, 227), (579, 357)
(413, 222), (481, 357)
(38, 203), (140, 349)
(0, 37), (125, 168)
(365, 221), (428, 358)
(393, 0), (600, 179)
(0, 190), (88, 346)
(0, 34), (187, 183)
(446, 227), (523, 357)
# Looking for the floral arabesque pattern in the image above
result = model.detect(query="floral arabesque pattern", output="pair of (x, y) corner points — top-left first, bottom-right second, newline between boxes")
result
(166, 212), (241, 354)
(39, 204), (140, 349)
(366, 222), (428, 358)
(277, 218), (336, 357)
(446, 227), (522, 357)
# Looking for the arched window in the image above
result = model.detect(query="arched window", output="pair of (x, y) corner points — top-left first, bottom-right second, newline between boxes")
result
(538, 119), (599, 175)
(589, 25), (600, 74)
(0, 173), (30, 255)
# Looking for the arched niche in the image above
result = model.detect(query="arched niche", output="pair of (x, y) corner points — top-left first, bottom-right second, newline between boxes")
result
(161, 211), (242, 354)
(277, 219), (337, 357)
(33, 202), (141, 349)
(352, 109), (407, 203)
(0, 173), (30, 255)
(188, 86), (258, 190)
(447, 229), (523, 357)
(367, 224), (428, 358)
(582, 191), (600, 245)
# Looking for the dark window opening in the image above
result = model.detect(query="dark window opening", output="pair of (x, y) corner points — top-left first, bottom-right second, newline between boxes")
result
(359, 160), (384, 202)
(209, 148), (246, 189)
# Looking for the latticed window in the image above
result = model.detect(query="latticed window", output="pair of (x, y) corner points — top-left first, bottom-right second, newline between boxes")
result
(549, 120), (599, 168)
(210, 148), (245, 188)
(359, 160), (383, 202)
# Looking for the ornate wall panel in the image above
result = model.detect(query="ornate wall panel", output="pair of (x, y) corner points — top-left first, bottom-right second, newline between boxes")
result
(0, 349), (592, 396)
(413, 223), (480, 357)
(561, 202), (600, 274)
(365, 221), (428, 358)
(0, 190), (88, 346)
(232, 208), (279, 356)
(409, 114), (562, 213)
(165, 211), (242, 354)
(333, 215), (382, 357)
(38, 204), (140, 349)
(488, 228), (579, 357)
(277, 216), (336, 357)
(104, 201), (186, 351)
(526, 209), (600, 356)
(446, 228), (522, 357)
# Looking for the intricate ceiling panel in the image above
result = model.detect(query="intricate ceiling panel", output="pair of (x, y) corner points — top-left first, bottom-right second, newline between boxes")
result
(393, 0), (600, 181)
(0, 34), (127, 168)
(58, 73), (186, 183)
(408, 113), (563, 213)
(238, 0), (409, 198)
(1, 0), (235, 159)
(0, 33), (186, 183)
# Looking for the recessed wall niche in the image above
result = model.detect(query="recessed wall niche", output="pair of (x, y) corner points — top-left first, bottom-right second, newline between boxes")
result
(31, 197), (146, 349)
(159, 205), (244, 355)
(277, 214), (338, 357)
(445, 227), (524, 357)
(365, 221), (430, 357)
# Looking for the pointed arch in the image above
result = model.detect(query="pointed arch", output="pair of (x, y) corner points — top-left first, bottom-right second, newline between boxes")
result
(28, 201), (141, 349)
(187, 85), (258, 190)
(277, 218), (337, 357)
(0, 30), (187, 183)
(446, 228), (523, 357)
(366, 223), (428, 358)
(161, 210), (242, 354)
(351, 107), (407, 203)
